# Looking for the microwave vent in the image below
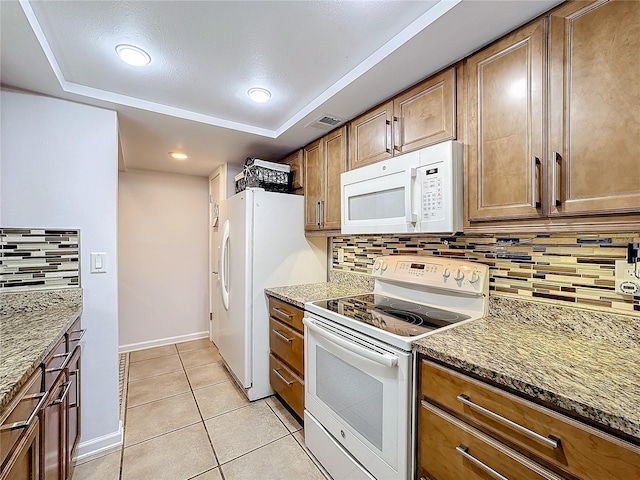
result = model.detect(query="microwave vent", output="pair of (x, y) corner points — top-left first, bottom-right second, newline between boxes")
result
(306, 114), (346, 131)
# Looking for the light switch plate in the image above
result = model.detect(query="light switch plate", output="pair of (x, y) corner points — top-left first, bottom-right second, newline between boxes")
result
(615, 260), (640, 295)
(90, 252), (107, 274)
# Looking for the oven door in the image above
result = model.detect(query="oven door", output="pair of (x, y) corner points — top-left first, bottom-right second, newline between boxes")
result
(304, 314), (412, 480)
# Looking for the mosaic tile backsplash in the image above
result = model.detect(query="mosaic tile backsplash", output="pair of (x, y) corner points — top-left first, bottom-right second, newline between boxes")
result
(1, 228), (80, 292)
(331, 232), (640, 316)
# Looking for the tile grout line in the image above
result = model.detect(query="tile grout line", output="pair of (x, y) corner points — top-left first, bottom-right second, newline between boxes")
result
(178, 345), (227, 480)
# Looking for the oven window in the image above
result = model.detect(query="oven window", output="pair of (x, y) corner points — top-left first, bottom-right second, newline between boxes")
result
(316, 347), (383, 450)
(348, 187), (405, 221)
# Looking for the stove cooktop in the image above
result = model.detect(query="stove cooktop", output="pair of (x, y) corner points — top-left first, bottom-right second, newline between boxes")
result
(313, 294), (471, 338)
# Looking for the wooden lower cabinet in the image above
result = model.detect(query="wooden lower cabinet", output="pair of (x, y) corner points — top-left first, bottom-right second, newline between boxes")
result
(65, 348), (81, 480)
(0, 321), (83, 480)
(267, 295), (305, 418)
(269, 354), (304, 419)
(0, 419), (40, 480)
(418, 358), (640, 480)
(41, 376), (66, 480)
(419, 401), (563, 480)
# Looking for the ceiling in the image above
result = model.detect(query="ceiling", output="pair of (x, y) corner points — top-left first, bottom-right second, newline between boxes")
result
(1, 0), (561, 177)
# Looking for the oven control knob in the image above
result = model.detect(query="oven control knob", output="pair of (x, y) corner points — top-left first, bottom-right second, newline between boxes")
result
(373, 261), (381, 272)
(454, 269), (465, 286)
(381, 261), (388, 272)
(442, 268), (450, 283)
(470, 271), (480, 284)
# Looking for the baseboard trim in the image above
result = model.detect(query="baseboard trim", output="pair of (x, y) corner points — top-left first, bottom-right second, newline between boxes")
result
(118, 331), (209, 353)
(74, 421), (123, 463)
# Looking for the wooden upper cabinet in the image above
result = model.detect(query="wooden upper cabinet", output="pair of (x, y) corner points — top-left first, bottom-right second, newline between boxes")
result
(394, 67), (456, 155)
(548, 0), (640, 217)
(280, 149), (304, 193)
(348, 101), (393, 170)
(303, 126), (347, 233)
(323, 127), (346, 230)
(466, 19), (546, 222)
(348, 66), (457, 170)
(303, 139), (323, 231)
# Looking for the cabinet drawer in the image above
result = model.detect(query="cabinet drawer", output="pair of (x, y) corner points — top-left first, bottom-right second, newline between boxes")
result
(269, 354), (304, 419)
(66, 317), (85, 352)
(0, 368), (44, 469)
(268, 296), (303, 332)
(419, 400), (564, 480)
(44, 336), (68, 391)
(269, 318), (304, 376)
(421, 360), (640, 480)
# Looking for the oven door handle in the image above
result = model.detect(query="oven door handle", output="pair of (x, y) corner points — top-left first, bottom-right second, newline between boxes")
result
(303, 318), (398, 368)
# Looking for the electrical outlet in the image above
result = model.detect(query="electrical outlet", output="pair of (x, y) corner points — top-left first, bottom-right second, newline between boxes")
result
(337, 248), (345, 263)
(615, 260), (640, 295)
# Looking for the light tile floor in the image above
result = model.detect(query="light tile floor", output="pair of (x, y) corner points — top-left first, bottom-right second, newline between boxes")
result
(73, 338), (331, 480)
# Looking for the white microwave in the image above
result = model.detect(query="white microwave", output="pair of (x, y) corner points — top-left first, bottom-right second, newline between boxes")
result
(341, 141), (463, 235)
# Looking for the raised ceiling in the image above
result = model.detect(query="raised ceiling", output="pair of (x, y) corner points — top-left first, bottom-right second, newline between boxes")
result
(1, 0), (561, 177)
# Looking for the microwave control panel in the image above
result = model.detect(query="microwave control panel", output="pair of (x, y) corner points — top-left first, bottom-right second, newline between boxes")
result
(421, 165), (444, 221)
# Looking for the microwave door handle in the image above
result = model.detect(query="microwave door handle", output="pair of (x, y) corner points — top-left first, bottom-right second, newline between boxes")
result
(406, 168), (418, 223)
(303, 318), (398, 368)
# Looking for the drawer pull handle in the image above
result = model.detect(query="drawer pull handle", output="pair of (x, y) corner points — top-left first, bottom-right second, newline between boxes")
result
(0, 391), (48, 431)
(272, 329), (293, 343)
(52, 382), (73, 406)
(46, 348), (76, 373)
(272, 307), (293, 320)
(70, 369), (80, 409)
(456, 445), (508, 480)
(69, 328), (86, 342)
(272, 368), (294, 386)
(457, 394), (560, 449)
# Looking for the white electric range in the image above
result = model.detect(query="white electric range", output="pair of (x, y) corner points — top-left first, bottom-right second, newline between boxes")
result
(303, 255), (489, 480)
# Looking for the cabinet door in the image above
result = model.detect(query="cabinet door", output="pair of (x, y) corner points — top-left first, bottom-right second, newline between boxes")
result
(303, 139), (323, 231)
(41, 375), (67, 480)
(0, 419), (40, 480)
(323, 126), (347, 230)
(280, 150), (304, 193)
(348, 101), (393, 170)
(549, 0), (640, 216)
(394, 67), (456, 155)
(466, 19), (546, 221)
(65, 347), (81, 480)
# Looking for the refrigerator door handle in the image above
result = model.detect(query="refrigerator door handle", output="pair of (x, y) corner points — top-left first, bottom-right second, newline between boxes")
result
(219, 219), (230, 310)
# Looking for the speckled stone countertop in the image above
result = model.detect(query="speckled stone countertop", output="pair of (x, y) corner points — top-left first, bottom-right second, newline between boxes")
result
(265, 282), (370, 309)
(0, 289), (82, 410)
(413, 295), (640, 441)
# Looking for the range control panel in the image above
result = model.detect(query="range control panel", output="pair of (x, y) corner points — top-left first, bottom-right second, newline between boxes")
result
(372, 255), (489, 295)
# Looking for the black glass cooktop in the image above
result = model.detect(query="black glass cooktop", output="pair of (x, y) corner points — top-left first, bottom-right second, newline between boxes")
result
(314, 294), (471, 337)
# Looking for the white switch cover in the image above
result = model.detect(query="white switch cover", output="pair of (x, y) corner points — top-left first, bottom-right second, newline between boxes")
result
(615, 260), (640, 295)
(337, 248), (345, 263)
(90, 252), (107, 274)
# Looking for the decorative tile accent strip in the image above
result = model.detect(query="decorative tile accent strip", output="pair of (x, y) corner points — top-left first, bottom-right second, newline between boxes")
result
(0, 228), (80, 292)
(331, 233), (640, 316)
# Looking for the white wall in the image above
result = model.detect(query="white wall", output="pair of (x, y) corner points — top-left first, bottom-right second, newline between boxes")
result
(118, 169), (209, 350)
(0, 90), (121, 456)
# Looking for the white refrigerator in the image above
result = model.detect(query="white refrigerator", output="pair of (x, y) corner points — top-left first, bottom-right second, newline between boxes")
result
(217, 188), (327, 401)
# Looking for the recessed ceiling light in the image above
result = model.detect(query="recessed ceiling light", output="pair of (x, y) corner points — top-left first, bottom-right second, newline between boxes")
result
(169, 152), (188, 160)
(115, 44), (151, 66)
(248, 88), (271, 103)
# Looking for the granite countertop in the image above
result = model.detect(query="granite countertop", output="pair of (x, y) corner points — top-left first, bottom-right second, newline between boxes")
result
(0, 289), (83, 410)
(413, 296), (640, 442)
(265, 282), (370, 308)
